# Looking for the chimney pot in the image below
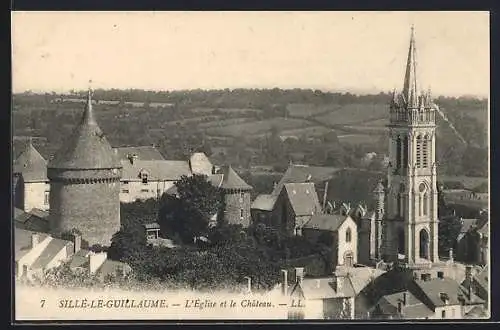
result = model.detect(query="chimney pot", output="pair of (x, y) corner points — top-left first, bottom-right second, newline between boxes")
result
(31, 233), (39, 248)
(403, 292), (407, 306)
(73, 233), (82, 254)
(295, 267), (304, 284)
(281, 270), (288, 296)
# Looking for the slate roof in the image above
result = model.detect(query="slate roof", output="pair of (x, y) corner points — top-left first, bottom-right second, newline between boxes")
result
(219, 165), (252, 190)
(96, 259), (131, 278)
(69, 249), (91, 269)
(189, 152), (213, 174)
(414, 278), (484, 308)
(48, 90), (122, 170)
(292, 276), (356, 300)
(283, 182), (321, 217)
(13, 140), (48, 182)
(303, 214), (349, 232)
(379, 291), (434, 319)
(121, 159), (191, 181)
(14, 228), (50, 261)
(31, 238), (71, 269)
(114, 146), (165, 161)
(251, 194), (277, 211)
(272, 164), (341, 195)
(477, 221), (488, 236)
(14, 208), (49, 232)
(474, 265), (488, 292)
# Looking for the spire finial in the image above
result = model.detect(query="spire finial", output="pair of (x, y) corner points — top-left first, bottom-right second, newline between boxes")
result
(403, 25), (419, 108)
(82, 80), (97, 125)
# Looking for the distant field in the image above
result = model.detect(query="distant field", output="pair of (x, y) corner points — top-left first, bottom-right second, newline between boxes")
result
(198, 118), (256, 129)
(343, 125), (387, 134)
(358, 118), (388, 127)
(286, 103), (341, 118)
(439, 175), (488, 190)
(191, 107), (263, 115)
(337, 134), (377, 144)
(278, 126), (333, 138)
(206, 118), (310, 137)
(316, 103), (387, 125)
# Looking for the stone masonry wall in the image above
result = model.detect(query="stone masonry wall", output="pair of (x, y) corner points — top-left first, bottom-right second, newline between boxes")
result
(49, 179), (120, 246)
(222, 190), (251, 227)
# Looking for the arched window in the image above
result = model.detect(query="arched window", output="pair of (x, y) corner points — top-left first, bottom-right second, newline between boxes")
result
(416, 135), (422, 168)
(396, 136), (402, 169)
(346, 228), (352, 243)
(419, 229), (430, 259)
(423, 193), (428, 216)
(422, 135), (429, 168)
(403, 136), (409, 169)
(419, 183), (428, 217)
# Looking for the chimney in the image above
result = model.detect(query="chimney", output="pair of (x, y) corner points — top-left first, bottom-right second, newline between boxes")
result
(397, 301), (403, 315)
(332, 274), (343, 292)
(402, 292), (407, 306)
(440, 293), (449, 305)
(31, 233), (39, 248)
(448, 248), (454, 263)
(244, 276), (252, 293)
(315, 279), (321, 289)
(89, 252), (107, 275)
(73, 233), (82, 254)
(128, 154), (138, 164)
(281, 270), (288, 296)
(295, 267), (304, 284)
(465, 265), (472, 281)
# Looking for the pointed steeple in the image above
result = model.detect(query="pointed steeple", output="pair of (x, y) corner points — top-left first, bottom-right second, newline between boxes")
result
(402, 25), (419, 108)
(48, 87), (121, 170)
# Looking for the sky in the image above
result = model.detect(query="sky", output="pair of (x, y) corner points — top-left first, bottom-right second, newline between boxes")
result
(11, 11), (489, 97)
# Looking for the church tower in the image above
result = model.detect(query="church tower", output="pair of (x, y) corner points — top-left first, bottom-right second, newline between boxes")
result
(383, 27), (439, 265)
(48, 89), (122, 246)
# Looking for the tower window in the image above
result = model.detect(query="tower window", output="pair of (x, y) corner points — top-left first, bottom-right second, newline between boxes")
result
(423, 193), (428, 216)
(396, 136), (402, 169)
(44, 191), (49, 205)
(422, 137), (429, 168)
(346, 228), (352, 243)
(403, 136), (409, 169)
(141, 173), (148, 184)
(416, 135), (422, 168)
(240, 208), (244, 219)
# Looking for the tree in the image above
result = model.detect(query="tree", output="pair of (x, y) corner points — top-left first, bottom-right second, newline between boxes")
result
(108, 216), (147, 262)
(159, 174), (222, 243)
(438, 215), (462, 257)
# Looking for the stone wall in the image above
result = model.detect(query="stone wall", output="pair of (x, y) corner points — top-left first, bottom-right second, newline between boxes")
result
(221, 190), (251, 227)
(49, 179), (120, 246)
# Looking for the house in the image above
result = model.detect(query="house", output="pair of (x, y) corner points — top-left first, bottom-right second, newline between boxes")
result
(250, 194), (277, 225)
(13, 140), (50, 212)
(120, 157), (191, 203)
(189, 152), (215, 176)
(455, 217), (489, 266)
(370, 277), (486, 319)
(15, 227), (130, 281)
(461, 265), (489, 308)
(302, 213), (358, 269)
(281, 267), (356, 319)
(270, 182), (322, 236)
(14, 228), (73, 280)
(14, 207), (50, 233)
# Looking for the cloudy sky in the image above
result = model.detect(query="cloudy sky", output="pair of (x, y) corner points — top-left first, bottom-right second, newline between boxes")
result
(12, 11), (489, 97)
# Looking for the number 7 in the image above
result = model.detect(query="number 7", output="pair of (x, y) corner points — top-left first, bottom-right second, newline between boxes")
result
(40, 300), (45, 308)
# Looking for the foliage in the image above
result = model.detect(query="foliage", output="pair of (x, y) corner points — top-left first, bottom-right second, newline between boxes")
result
(158, 174), (222, 243)
(471, 182), (488, 194)
(438, 215), (462, 256)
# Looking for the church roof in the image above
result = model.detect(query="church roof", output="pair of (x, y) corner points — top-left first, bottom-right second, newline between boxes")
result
(48, 90), (121, 170)
(283, 182), (321, 217)
(219, 165), (252, 190)
(13, 140), (48, 182)
(272, 164), (341, 195)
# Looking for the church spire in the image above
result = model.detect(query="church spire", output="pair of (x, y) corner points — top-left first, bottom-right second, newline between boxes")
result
(402, 25), (419, 108)
(83, 85), (97, 126)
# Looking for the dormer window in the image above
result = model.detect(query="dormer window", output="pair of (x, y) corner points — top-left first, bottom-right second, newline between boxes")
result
(140, 171), (149, 184)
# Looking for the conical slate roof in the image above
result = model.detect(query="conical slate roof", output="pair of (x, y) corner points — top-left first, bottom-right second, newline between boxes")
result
(220, 165), (252, 190)
(13, 140), (48, 182)
(48, 90), (121, 170)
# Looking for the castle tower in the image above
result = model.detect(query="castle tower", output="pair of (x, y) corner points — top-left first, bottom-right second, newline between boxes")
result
(218, 165), (253, 227)
(383, 27), (439, 265)
(47, 89), (122, 246)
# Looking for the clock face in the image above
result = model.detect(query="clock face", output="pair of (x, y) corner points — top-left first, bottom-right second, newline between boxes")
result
(419, 183), (426, 192)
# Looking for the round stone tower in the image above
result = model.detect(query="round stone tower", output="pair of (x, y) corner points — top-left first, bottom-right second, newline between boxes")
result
(47, 89), (122, 247)
(219, 165), (253, 227)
